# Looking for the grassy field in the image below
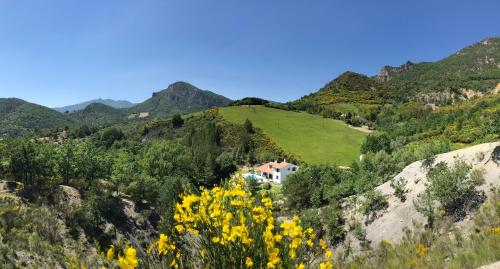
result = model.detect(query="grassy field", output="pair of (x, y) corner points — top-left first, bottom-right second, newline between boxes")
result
(219, 106), (367, 165)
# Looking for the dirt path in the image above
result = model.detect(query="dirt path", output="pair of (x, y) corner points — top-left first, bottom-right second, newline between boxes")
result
(348, 125), (373, 133)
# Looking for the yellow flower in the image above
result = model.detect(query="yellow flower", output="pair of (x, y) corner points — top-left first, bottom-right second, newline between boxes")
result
(320, 239), (327, 250)
(157, 233), (176, 255)
(175, 225), (184, 234)
(296, 263), (305, 269)
(230, 199), (245, 206)
(416, 244), (428, 257)
(245, 257), (254, 267)
(106, 245), (114, 262)
(262, 197), (272, 208)
(320, 262), (333, 269)
(325, 250), (332, 259)
(118, 246), (138, 269)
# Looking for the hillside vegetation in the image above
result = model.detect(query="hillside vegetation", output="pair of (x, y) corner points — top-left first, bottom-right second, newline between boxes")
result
(387, 38), (500, 97)
(0, 98), (75, 136)
(219, 106), (367, 165)
(68, 102), (129, 126)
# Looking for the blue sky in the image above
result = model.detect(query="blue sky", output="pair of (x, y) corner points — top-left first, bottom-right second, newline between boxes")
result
(0, 0), (499, 107)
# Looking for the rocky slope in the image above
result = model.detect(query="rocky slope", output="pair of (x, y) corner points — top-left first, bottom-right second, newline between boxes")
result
(343, 142), (500, 253)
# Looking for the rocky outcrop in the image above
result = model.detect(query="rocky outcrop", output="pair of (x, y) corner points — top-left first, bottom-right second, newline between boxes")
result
(414, 88), (484, 105)
(341, 142), (500, 254)
(376, 61), (415, 82)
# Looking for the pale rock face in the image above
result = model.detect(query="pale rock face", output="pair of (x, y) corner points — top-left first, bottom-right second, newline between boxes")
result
(376, 61), (414, 82)
(493, 82), (500, 94)
(340, 142), (500, 255)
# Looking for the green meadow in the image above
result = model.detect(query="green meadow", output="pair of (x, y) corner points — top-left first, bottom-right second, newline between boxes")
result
(219, 106), (367, 165)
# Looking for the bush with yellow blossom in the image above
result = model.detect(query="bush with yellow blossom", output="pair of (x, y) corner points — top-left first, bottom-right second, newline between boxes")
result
(103, 177), (333, 268)
(142, 177), (334, 269)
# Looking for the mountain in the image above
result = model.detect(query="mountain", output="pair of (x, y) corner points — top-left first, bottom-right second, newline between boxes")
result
(290, 71), (395, 110)
(0, 98), (75, 136)
(380, 37), (500, 99)
(228, 97), (272, 106)
(53, 98), (135, 113)
(128, 81), (232, 117)
(68, 102), (129, 126)
(288, 37), (500, 113)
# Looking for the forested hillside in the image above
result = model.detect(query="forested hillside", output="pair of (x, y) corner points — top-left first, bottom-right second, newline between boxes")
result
(0, 98), (75, 136)
(68, 102), (130, 126)
(386, 38), (500, 98)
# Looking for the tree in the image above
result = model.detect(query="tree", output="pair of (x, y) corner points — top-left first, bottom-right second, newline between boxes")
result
(55, 141), (78, 185)
(141, 140), (192, 180)
(111, 149), (142, 192)
(282, 166), (324, 209)
(215, 152), (236, 181)
(360, 133), (392, 154)
(75, 142), (111, 188)
(427, 161), (484, 219)
(321, 202), (346, 245)
(414, 187), (436, 228)
(99, 127), (124, 148)
(359, 190), (388, 223)
(243, 118), (254, 133)
(10, 139), (38, 184)
(172, 114), (184, 128)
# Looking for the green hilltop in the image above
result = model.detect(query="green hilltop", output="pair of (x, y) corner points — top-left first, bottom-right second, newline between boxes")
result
(0, 98), (75, 136)
(219, 105), (367, 165)
(68, 102), (129, 126)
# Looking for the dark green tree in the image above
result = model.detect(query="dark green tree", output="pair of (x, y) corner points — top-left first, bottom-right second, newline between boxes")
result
(172, 114), (184, 128)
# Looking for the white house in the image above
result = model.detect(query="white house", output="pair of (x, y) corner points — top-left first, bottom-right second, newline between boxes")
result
(255, 160), (299, 184)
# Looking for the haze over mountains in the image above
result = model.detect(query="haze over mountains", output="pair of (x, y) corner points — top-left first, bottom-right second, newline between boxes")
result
(53, 99), (135, 113)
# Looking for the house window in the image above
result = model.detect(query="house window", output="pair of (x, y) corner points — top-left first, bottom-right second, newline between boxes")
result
(292, 167), (297, 171)
(276, 175), (279, 179)
(287, 168), (290, 171)
(276, 169), (280, 172)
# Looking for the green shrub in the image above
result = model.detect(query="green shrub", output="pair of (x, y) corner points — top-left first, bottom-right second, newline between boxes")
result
(359, 190), (388, 223)
(427, 161), (484, 220)
(390, 177), (407, 202)
(321, 203), (346, 246)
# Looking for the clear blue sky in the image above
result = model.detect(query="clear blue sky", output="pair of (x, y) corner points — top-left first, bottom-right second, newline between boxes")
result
(0, 0), (499, 107)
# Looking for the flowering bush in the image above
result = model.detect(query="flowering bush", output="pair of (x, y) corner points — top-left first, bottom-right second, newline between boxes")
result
(105, 177), (334, 269)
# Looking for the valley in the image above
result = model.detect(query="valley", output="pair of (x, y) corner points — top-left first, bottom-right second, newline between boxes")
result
(0, 35), (499, 269)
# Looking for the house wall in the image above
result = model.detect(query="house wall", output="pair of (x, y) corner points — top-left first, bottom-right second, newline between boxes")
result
(271, 164), (299, 183)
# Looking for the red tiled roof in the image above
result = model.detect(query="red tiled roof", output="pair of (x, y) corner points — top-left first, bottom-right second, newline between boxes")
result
(255, 161), (291, 174)
(255, 164), (272, 174)
(269, 161), (290, 169)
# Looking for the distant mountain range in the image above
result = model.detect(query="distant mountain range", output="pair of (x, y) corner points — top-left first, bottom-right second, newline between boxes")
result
(0, 81), (232, 136)
(53, 98), (135, 113)
(1, 37), (499, 136)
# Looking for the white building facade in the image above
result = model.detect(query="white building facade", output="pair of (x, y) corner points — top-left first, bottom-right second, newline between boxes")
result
(255, 160), (299, 184)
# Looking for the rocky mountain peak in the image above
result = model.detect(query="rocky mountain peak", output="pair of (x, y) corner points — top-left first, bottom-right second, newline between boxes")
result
(376, 61), (415, 82)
